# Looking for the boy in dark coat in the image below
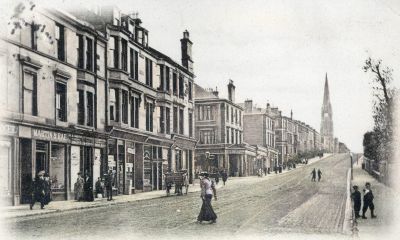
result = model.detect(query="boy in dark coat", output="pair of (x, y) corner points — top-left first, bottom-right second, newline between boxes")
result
(351, 185), (361, 218)
(30, 171), (46, 210)
(362, 182), (377, 219)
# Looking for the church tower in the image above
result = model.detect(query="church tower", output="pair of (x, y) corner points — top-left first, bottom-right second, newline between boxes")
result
(320, 73), (334, 152)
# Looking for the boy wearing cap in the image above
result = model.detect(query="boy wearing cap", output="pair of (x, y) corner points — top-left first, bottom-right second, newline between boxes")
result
(362, 182), (377, 219)
(351, 185), (361, 218)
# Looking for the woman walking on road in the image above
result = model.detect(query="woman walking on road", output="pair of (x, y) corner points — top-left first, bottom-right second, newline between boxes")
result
(197, 172), (217, 224)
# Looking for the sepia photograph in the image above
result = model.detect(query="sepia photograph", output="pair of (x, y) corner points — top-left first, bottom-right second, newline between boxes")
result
(0, 0), (399, 239)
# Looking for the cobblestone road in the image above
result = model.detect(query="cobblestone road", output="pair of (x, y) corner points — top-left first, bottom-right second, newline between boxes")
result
(7, 154), (351, 240)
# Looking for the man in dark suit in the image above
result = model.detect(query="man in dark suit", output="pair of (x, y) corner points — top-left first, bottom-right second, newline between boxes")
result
(362, 182), (377, 219)
(30, 171), (46, 210)
(351, 185), (361, 218)
(105, 170), (113, 201)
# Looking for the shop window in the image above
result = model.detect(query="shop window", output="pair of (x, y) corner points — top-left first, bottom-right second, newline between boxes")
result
(173, 72), (177, 95)
(77, 35), (84, 69)
(145, 58), (153, 87)
(121, 39), (127, 71)
(179, 108), (184, 135)
(188, 112), (193, 137)
(121, 90), (128, 124)
(51, 144), (65, 194)
(178, 74), (184, 98)
(86, 91), (94, 127)
(23, 71), (37, 116)
(130, 95), (139, 128)
(173, 106), (178, 133)
(166, 107), (170, 134)
(146, 101), (154, 132)
(86, 37), (93, 71)
(55, 23), (65, 61)
(56, 82), (67, 122)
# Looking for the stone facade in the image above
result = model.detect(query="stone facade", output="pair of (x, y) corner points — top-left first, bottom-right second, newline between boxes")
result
(1, 7), (108, 205)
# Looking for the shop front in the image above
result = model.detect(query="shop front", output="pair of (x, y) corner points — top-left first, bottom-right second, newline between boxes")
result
(0, 122), (18, 205)
(12, 125), (107, 204)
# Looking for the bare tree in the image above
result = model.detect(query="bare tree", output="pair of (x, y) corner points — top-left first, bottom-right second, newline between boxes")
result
(363, 57), (395, 168)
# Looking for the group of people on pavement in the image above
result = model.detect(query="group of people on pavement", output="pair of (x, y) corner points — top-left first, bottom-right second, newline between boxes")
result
(30, 170), (52, 210)
(351, 182), (377, 219)
(74, 170), (115, 202)
(73, 171), (94, 202)
(93, 170), (114, 201)
(311, 168), (322, 182)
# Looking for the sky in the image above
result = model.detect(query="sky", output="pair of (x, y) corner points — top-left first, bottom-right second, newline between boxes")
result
(5, 0), (400, 152)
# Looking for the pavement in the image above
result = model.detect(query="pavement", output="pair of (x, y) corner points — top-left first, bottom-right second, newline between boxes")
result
(1, 153), (331, 220)
(351, 156), (400, 240)
(5, 153), (346, 240)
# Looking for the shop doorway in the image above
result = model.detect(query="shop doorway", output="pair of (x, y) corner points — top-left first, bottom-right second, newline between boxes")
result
(35, 141), (49, 174)
(151, 161), (162, 190)
(20, 139), (32, 204)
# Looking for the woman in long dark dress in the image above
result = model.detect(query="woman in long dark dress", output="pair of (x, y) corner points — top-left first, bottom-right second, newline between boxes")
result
(197, 173), (217, 223)
(84, 173), (94, 202)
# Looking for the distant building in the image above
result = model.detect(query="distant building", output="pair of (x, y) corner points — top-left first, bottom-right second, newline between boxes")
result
(241, 100), (278, 171)
(194, 80), (259, 177)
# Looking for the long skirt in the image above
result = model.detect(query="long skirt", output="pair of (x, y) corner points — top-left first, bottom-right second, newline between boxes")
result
(197, 194), (217, 222)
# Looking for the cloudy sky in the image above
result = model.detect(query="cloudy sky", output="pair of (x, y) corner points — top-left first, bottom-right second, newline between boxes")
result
(9, 0), (400, 152)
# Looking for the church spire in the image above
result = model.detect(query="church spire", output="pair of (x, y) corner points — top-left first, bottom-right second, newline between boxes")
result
(321, 73), (333, 137)
(323, 72), (330, 104)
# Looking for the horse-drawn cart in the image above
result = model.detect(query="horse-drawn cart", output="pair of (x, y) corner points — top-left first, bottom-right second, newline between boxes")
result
(164, 171), (188, 196)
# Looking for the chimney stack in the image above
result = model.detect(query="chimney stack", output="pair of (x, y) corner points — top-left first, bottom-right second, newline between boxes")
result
(212, 86), (219, 97)
(244, 99), (253, 113)
(227, 79), (235, 103)
(181, 30), (193, 73)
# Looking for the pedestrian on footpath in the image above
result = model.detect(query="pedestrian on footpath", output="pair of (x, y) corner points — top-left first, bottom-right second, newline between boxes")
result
(222, 170), (228, 186)
(197, 172), (217, 224)
(362, 182), (377, 219)
(95, 177), (104, 198)
(351, 185), (361, 218)
(84, 171), (94, 202)
(317, 169), (322, 182)
(43, 173), (52, 205)
(30, 171), (46, 210)
(215, 172), (220, 185)
(311, 168), (316, 182)
(105, 170), (113, 201)
(74, 172), (84, 201)
(184, 172), (189, 195)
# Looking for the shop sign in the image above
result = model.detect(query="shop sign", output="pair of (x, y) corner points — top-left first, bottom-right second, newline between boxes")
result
(127, 148), (135, 154)
(32, 129), (69, 142)
(0, 123), (18, 136)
